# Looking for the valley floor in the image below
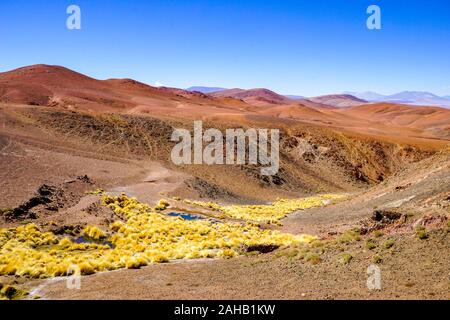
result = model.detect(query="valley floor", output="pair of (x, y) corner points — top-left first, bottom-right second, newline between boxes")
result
(22, 222), (449, 300)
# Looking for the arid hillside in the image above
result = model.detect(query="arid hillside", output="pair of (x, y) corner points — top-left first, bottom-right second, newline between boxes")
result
(0, 65), (449, 300)
(1, 65), (449, 142)
(0, 104), (439, 209)
(209, 88), (293, 105)
(1, 64), (448, 208)
(306, 94), (368, 108)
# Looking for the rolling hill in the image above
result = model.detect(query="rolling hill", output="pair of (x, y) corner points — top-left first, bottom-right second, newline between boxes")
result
(348, 91), (450, 108)
(209, 88), (293, 105)
(186, 86), (227, 93)
(1, 64), (449, 143)
(306, 94), (367, 108)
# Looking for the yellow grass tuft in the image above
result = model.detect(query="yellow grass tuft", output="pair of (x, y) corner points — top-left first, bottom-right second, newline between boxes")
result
(154, 199), (170, 211)
(83, 225), (106, 240)
(0, 194), (318, 279)
(185, 194), (346, 223)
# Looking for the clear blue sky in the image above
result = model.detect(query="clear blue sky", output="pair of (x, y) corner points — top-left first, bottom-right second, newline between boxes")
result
(1, 0), (449, 96)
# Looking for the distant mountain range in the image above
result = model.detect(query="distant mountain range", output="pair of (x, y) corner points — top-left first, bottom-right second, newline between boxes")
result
(185, 86), (369, 108)
(284, 95), (304, 100)
(209, 88), (293, 105)
(307, 94), (367, 108)
(188, 86), (450, 108)
(187, 86), (305, 102)
(345, 91), (450, 108)
(186, 86), (227, 93)
(345, 91), (386, 101)
(1, 65), (449, 143)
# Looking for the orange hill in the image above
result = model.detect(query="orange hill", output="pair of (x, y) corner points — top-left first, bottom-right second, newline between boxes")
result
(1, 64), (449, 143)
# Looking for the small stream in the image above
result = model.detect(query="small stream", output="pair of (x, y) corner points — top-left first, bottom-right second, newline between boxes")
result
(167, 212), (205, 221)
(74, 236), (115, 248)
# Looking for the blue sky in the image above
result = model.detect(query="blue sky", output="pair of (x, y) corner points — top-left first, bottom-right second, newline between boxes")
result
(0, 0), (449, 96)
